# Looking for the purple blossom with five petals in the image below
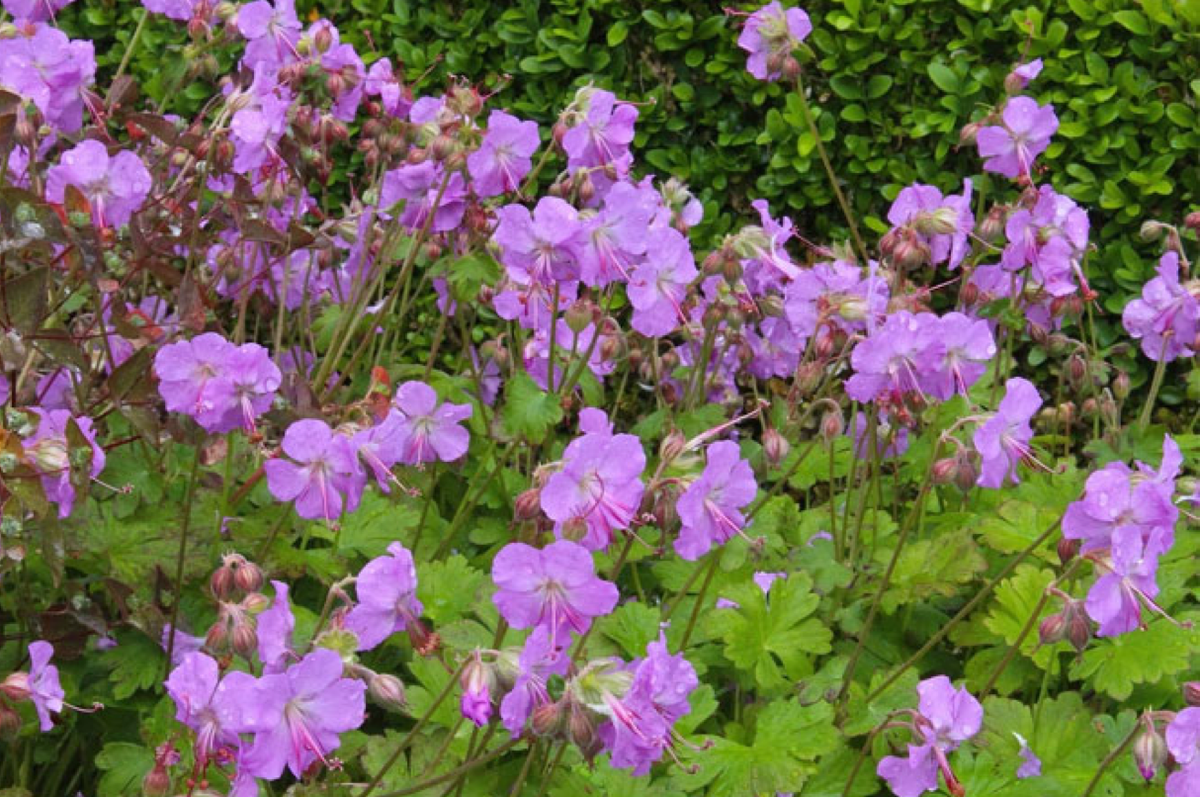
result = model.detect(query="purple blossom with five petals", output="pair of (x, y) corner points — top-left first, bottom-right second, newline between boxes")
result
(468, 110), (540, 197)
(380, 160), (467, 232)
(22, 409), (105, 519)
(563, 88), (638, 176)
(491, 540), (619, 649)
(165, 652), (257, 764)
(391, 380), (472, 465)
(976, 96), (1058, 180)
(877, 676), (982, 797)
(45, 139), (151, 229)
(344, 542), (423, 651)
(25, 641), (64, 732)
(736, 2), (812, 82)
(499, 626), (570, 737)
(239, 649), (366, 779)
(493, 197), (583, 288)
(627, 227), (697, 337)
(1123, 252), (1200, 363)
(886, 180), (974, 270)
(264, 419), (366, 521)
(973, 377), (1042, 489)
(674, 441), (758, 560)
(845, 311), (945, 403)
(1168, 709), (1200, 797)
(257, 580), (296, 673)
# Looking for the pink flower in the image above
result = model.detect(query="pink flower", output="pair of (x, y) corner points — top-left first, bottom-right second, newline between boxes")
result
(22, 409), (105, 518)
(877, 676), (982, 797)
(1123, 252), (1200, 363)
(264, 419), (365, 521)
(257, 581), (296, 673)
(491, 540), (619, 649)
(976, 96), (1058, 180)
(627, 227), (697, 337)
(26, 641), (64, 732)
(165, 652), (253, 764)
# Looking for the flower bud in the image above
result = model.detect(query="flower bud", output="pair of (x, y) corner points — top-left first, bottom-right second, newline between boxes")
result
(978, 205), (1007, 243)
(932, 457), (958, 485)
(142, 763), (171, 797)
(1140, 220), (1166, 241)
(820, 410), (844, 443)
(210, 565), (235, 600)
(837, 297), (869, 322)
(531, 700), (565, 737)
(1064, 601), (1091, 652)
(914, 207), (960, 236)
(514, 488), (543, 521)
(958, 120), (983, 146)
(1080, 397), (1098, 417)
(1112, 370), (1130, 401)
(205, 620), (229, 652)
(953, 450), (978, 494)
(1038, 613), (1067, 646)
(892, 231), (931, 270)
(241, 592), (270, 614)
(1132, 723), (1167, 781)
(568, 701), (597, 750)
(313, 24), (333, 53)
(233, 560), (264, 594)
(763, 429), (790, 469)
(0, 671), (30, 702)
(576, 172), (595, 205)
(1183, 681), (1200, 706)
(0, 703), (20, 740)
(659, 429), (687, 464)
(1057, 536), (1079, 565)
(1066, 355), (1087, 391)
(1185, 211), (1200, 234)
(368, 673), (407, 711)
(231, 622), (258, 658)
(561, 516), (589, 543)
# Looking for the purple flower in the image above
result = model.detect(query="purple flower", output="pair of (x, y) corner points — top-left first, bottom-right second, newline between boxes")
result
(468, 110), (540, 197)
(391, 380), (472, 465)
(540, 410), (645, 550)
(1007, 59), (1043, 91)
(380, 160), (467, 233)
(973, 377), (1042, 489)
(237, 0), (302, 70)
(0, 26), (95, 133)
(741, 199), (802, 293)
(257, 581), (295, 673)
(598, 632), (698, 775)
(264, 419), (365, 521)
(165, 652), (254, 764)
(344, 542), (423, 651)
(26, 641), (64, 732)
(976, 96), (1058, 180)
(1085, 524), (1170, 637)
(576, 181), (658, 287)
(493, 197), (583, 288)
(200, 343), (282, 434)
(23, 409), (105, 518)
(1168, 711), (1200, 797)
(784, 259), (888, 342)
(627, 227), (697, 337)
(886, 180), (974, 270)
(1062, 435), (1179, 557)
(1014, 733), (1041, 779)
(141, 0), (194, 20)
(351, 410), (409, 492)
(674, 441), (758, 560)
(160, 623), (206, 667)
(925, 312), (996, 400)
(523, 319), (616, 390)
(45, 140), (151, 229)
(491, 540), (619, 649)
(1123, 252), (1200, 363)
(155, 333), (234, 421)
(319, 39), (366, 122)
(229, 65), (292, 174)
(1168, 765), (1200, 797)
(563, 88), (637, 176)
(499, 626), (567, 737)
(364, 58), (412, 119)
(877, 676), (982, 797)
(240, 649), (366, 779)
(845, 311), (945, 403)
(848, 411), (910, 460)
(737, 2), (812, 82)
(2, 0), (73, 21)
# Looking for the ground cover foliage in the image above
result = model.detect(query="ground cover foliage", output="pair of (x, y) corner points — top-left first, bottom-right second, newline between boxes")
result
(0, 2), (1198, 797)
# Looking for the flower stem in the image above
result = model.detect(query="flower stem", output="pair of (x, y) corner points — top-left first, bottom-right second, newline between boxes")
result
(1138, 340), (1169, 430)
(360, 658), (470, 797)
(679, 555), (720, 649)
(792, 73), (870, 266)
(1079, 720), (1141, 797)
(862, 514), (1063, 704)
(164, 446), (203, 681)
(374, 739), (521, 797)
(113, 9), (148, 83)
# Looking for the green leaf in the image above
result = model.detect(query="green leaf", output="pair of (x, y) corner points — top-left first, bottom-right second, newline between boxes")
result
(500, 372), (562, 443)
(104, 632), (166, 700)
(1112, 9), (1150, 34)
(881, 529), (988, 612)
(711, 572), (832, 692)
(417, 555), (487, 626)
(337, 491), (423, 558)
(1071, 620), (1198, 699)
(606, 21), (629, 47)
(596, 600), (662, 658)
(927, 62), (959, 93)
(675, 701), (838, 796)
(95, 743), (154, 797)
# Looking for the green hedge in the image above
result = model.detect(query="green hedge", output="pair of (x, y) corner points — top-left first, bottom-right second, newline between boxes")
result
(63, 0), (1199, 332)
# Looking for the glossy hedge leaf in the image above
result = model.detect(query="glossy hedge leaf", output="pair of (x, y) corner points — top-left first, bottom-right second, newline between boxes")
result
(711, 572), (832, 692)
(501, 372), (562, 443)
(675, 700), (838, 797)
(1070, 620), (1197, 700)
